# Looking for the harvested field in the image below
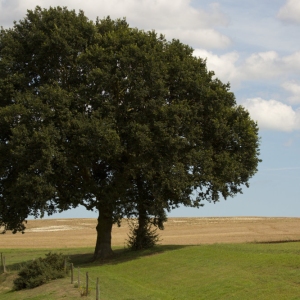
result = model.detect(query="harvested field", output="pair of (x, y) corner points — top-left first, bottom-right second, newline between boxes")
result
(1, 217), (300, 248)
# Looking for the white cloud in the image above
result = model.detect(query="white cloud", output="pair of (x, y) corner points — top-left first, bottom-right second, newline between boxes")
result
(241, 51), (281, 80)
(194, 49), (300, 87)
(162, 28), (231, 49)
(235, 51), (300, 81)
(0, 0), (230, 49)
(194, 49), (300, 133)
(242, 98), (300, 132)
(282, 81), (300, 104)
(277, 0), (300, 24)
(193, 49), (239, 85)
(0, 0), (27, 26)
(282, 51), (300, 71)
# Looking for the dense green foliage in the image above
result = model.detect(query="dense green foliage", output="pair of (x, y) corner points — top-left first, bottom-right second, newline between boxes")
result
(1, 243), (300, 299)
(0, 7), (260, 258)
(127, 220), (160, 250)
(13, 252), (67, 290)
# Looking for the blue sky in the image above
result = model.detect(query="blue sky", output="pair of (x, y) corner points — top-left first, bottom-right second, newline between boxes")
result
(1, 0), (300, 218)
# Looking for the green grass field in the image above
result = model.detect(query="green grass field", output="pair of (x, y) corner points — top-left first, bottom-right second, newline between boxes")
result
(1, 242), (300, 299)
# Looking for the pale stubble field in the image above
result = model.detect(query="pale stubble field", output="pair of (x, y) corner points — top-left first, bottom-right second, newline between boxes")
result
(1, 217), (300, 248)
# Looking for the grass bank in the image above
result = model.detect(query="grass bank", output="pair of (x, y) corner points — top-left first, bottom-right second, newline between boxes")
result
(1, 242), (300, 299)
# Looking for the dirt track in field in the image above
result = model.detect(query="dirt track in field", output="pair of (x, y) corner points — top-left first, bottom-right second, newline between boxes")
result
(1, 217), (300, 248)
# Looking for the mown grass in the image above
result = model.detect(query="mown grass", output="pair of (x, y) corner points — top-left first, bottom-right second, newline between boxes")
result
(1, 242), (300, 299)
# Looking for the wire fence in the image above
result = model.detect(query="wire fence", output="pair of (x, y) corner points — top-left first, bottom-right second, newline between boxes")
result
(70, 262), (100, 299)
(0, 253), (101, 299)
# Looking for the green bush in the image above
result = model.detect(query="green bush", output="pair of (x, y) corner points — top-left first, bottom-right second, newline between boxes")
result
(127, 222), (160, 250)
(13, 252), (67, 290)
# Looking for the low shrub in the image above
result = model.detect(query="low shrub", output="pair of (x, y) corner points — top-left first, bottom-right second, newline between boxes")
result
(13, 252), (68, 290)
(127, 222), (160, 250)
(79, 286), (91, 297)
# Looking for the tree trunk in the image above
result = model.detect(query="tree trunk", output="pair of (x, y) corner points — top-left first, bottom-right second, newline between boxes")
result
(93, 208), (114, 260)
(137, 206), (147, 237)
(134, 204), (149, 249)
(136, 175), (147, 240)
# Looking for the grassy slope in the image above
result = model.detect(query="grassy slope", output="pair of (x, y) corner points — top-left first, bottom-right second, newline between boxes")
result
(1, 243), (300, 300)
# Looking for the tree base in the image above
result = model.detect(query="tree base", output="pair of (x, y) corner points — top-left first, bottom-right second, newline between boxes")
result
(93, 246), (114, 260)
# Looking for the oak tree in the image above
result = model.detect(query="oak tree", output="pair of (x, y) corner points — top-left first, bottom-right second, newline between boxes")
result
(0, 7), (260, 259)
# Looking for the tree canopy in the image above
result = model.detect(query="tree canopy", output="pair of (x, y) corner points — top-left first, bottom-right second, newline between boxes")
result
(0, 6), (260, 259)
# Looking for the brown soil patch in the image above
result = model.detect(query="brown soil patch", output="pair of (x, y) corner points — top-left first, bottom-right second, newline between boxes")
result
(1, 217), (300, 248)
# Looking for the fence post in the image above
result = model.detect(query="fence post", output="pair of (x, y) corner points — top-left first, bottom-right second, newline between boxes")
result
(64, 258), (67, 274)
(78, 267), (80, 288)
(86, 272), (89, 296)
(70, 263), (74, 284)
(96, 277), (100, 300)
(0, 253), (2, 269)
(2, 256), (6, 273)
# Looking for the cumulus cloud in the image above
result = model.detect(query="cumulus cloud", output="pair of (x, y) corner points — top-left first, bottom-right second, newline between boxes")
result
(0, 0), (230, 49)
(195, 49), (300, 86)
(162, 28), (231, 50)
(241, 51), (282, 80)
(281, 51), (300, 71)
(242, 98), (300, 132)
(233, 51), (300, 81)
(194, 49), (300, 133)
(282, 81), (300, 104)
(277, 0), (300, 24)
(193, 49), (239, 85)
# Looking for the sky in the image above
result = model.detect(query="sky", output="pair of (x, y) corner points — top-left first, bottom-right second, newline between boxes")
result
(1, 0), (300, 219)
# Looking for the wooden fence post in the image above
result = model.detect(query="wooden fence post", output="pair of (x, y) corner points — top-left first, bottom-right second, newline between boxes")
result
(70, 263), (74, 284)
(2, 256), (6, 273)
(86, 272), (89, 296)
(64, 258), (67, 274)
(96, 277), (100, 300)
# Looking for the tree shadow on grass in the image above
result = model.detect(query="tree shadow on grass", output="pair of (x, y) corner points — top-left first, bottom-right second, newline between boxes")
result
(69, 244), (189, 268)
(3, 245), (190, 271)
(252, 239), (300, 244)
